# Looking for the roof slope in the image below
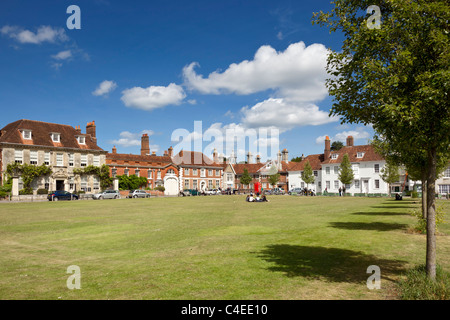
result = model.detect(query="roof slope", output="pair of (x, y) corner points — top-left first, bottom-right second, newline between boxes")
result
(0, 119), (104, 151)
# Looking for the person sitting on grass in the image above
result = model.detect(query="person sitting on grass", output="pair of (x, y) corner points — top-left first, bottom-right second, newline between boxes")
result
(248, 193), (255, 202)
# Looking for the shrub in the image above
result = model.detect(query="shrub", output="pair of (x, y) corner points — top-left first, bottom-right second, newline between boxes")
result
(398, 265), (450, 300)
(154, 186), (165, 192)
(411, 191), (419, 198)
(0, 190), (9, 199)
(37, 189), (48, 195)
(410, 204), (446, 234)
(19, 188), (33, 195)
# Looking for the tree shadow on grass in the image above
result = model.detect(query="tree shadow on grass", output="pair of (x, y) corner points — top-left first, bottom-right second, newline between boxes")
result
(352, 211), (410, 216)
(256, 245), (406, 283)
(329, 221), (408, 231)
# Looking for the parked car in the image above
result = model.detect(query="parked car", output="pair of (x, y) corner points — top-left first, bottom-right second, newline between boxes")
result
(48, 190), (79, 201)
(204, 189), (216, 195)
(271, 187), (286, 195)
(92, 190), (120, 200)
(288, 188), (303, 195)
(180, 190), (192, 197)
(128, 190), (150, 198)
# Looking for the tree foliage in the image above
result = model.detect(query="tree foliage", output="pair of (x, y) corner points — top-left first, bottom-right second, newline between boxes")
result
(118, 174), (148, 191)
(331, 141), (344, 151)
(240, 168), (253, 186)
(301, 161), (315, 193)
(313, 0), (450, 278)
(74, 164), (112, 190)
(338, 154), (354, 186)
(6, 163), (52, 194)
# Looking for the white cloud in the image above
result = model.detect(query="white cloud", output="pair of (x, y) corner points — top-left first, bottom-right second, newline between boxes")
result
(110, 130), (155, 148)
(240, 98), (338, 132)
(121, 83), (186, 111)
(51, 50), (72, 60)
(1, 25), (68, 44)
(92, 80), (118, 96)
(182, 41), (329, 102)
(315, 128), (371, 145)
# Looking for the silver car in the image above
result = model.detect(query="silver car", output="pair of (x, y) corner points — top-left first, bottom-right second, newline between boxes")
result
(92, 190), (120, 200)
(128, 190), (150, 198)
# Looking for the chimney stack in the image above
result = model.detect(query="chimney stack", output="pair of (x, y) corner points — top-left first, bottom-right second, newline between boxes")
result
(247, 151), (253, 164)
(112, 146), (117, 154)
(256, 155), (261, 163)
(213, 148), (219, 163)
(168, 146), (173, 157)
(346, 136), (354, 147)
(75, 125), (82, 134)
(86, 121), (96, 144)
(282, 148), (289, 163)
(141, 134), (150, 156)
(324, 136), (331, 159)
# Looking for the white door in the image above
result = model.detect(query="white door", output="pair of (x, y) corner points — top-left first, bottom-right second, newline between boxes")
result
(363, 180), (369, 193)
(164, 177), (178, 196)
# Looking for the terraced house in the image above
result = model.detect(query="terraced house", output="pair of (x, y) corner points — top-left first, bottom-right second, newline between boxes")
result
(0, 119), (107, 194)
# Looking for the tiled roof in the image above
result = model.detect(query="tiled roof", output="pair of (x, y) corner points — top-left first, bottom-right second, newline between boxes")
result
(232, 163), (266, 175)
(322, 145), (384, 164)
(287, 154), (324, 171)
(0, 119), (104, 151)
(172, 151), (224, 168)
(106, 152), (173, 164)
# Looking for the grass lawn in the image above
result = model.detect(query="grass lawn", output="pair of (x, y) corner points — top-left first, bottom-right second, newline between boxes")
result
(0, 195), (449, 300)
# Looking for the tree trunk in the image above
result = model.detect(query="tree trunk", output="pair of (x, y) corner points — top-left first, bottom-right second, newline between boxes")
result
(421, 176), (427, 220)
(426, 148), (437, 280)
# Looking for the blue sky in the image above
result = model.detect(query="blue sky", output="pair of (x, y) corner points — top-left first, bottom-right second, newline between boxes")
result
(0, 0), (374, 161)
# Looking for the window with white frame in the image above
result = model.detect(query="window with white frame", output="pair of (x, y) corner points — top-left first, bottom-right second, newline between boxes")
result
(215, 169), (220, 176)
(193, 169), (198, 176)
(51, 133), (60, 143)
(200, 169), (206, 177)
(77, 136), (86, 145)
(157, 170), (161, 179)
(375, 179), (380, 189)
(80, 154), (87, 167)
(326, 181), (330, 189)
(227, 173), (233, 182)
(313, 171), (318, 177)
(184, 168), (190, 175)
(193, 179), (198, 189)
(135, 169), (140, 177)
(331, 154), (339, 160)
(216, 179), (220, 187)
(81, 176), (88, 191)
(208, 180), (213, 189)
(443, 167), (450, 178)
(15, 150), (23, 164)
(208, 169), (213, 176)
(439, 185), (450, 194)
(334, 166), (339, 174)
(326, 167), (330, 174)
(69, 177), (74, 190)
(301, 182), (305, 188)
(69, 153), (74, 167)
(357, 152), (365, 158)
(44, 152), (50, 165)
(93, 155), (100, 167)
(374, 164), (380, 173)
(354, 180), (360, 189)
(30, 150), (38, 165)
(184, 179), (190, 189)
(56, 153), (63, 166)
(93, 176), (100, 190)
(124, 169), (129, 176)
(147, 170), (152, 179)
(22, 130), (32, 140)
(263, 183), (267, 188)
(167, 169), (175, 175)
(334, 180), (339, 189)
(352, 164), (359, 175)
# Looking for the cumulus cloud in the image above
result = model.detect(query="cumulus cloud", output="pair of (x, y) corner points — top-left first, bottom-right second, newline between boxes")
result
(92, 80), (118, 97)
(1, 25), (68, 44)
(315, 128), (371, 145)
(110, 130), (156, 148)
(240, 98), (338, 132)
(51, 50), (72, 60)
(182, 41), (329, 102)
(121, 83), (186, 111)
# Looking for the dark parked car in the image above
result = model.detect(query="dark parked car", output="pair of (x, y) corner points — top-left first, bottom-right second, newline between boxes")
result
(48, 191), (79, 201)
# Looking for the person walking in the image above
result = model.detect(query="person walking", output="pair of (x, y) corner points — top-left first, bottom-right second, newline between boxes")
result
(339, 187), (342, 197)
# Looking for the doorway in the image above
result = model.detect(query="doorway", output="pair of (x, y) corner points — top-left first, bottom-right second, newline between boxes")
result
(56, 180), (65, 191)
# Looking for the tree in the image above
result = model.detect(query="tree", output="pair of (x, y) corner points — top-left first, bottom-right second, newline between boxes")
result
(338, 154), (354, 195)
(291, 156), (303, 162)
(379, 160), (400, 197)
(313, 0), (450, 278)
(239, 168), (252, 188)
(268, 171), (280, 188)
(331, 141), (344, 151)
(301, 161), (315, 196)
(118, 175), (148, 190)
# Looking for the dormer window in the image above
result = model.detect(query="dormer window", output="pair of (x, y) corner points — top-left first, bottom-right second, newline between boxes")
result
(22, 130), (32, 140)
(77, 136), (86, 145)
(331, 154), (339, 160)
(51, 133), (60, 143)
(357, 152), (365, 158)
